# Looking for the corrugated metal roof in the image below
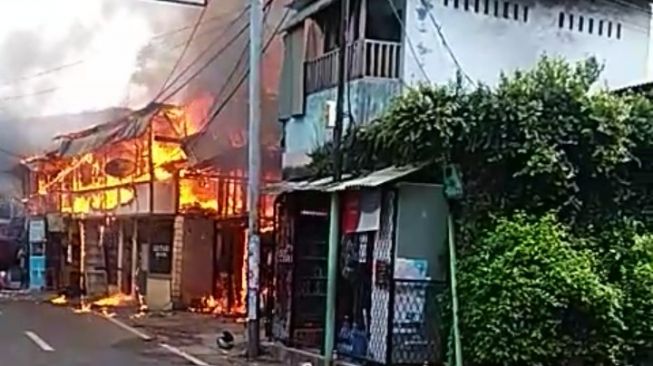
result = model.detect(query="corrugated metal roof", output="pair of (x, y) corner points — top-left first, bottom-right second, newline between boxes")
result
(55, 103), (163, 158)
(327, 164), (425, 191)
(265, 164), (425, 194)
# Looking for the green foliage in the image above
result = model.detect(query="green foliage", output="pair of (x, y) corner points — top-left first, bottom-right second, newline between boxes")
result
(310, 57), (653, 225)
(621, 234), (653, 355)
(306, 57), (653, 364)
(458, 213), (623, 365)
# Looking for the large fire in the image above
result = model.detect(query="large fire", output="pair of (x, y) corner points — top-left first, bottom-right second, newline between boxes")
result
(29, 96), (277, 319)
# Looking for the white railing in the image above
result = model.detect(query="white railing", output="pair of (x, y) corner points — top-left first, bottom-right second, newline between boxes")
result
(304, 39), (402, 94)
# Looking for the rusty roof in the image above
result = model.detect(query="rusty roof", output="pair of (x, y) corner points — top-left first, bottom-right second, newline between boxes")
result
(54, 103), (167, 158)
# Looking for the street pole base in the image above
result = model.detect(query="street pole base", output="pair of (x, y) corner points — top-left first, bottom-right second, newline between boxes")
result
(247, 319), (260, 358)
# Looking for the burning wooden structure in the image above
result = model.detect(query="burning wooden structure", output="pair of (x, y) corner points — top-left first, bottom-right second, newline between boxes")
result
(25, 102), (277, 314)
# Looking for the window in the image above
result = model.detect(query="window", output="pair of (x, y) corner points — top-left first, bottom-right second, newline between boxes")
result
(474, 0), (480, 12)
(454, 0), (459, 8)
(513, 3), (519, 20)
(494, 0), (499, 16)
(558, 12), (565, 28)
(523, 6), (528, 22)
(617, 23), (622, 39)
(578, 16), (584, 31)
(503, 1), (510, 18)
(484, 0), (489, 14)
(598, 20), (604, 35)
(464, 0), (469, 10)
(588, 18), (594, 33)
(607, 21), (613, 37)
(569, 14), (574, 30)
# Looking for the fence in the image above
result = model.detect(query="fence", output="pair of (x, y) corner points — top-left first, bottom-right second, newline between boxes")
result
(390, 279), (446, 365)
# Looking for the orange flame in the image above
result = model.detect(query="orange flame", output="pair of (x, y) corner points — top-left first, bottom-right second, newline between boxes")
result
(74, 301), (92, 314)
(50, 294), (67, 305)
(93, 293), (134, 307)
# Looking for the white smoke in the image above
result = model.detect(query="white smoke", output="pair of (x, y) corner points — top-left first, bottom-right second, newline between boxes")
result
(0, 0), (220, 117)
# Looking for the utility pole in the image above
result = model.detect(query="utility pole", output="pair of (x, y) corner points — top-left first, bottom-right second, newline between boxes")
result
(324, 0), (349, 363)
(246, 0), (263, 358)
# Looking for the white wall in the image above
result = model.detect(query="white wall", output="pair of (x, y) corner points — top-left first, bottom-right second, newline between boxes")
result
(403, 0), (651, 88)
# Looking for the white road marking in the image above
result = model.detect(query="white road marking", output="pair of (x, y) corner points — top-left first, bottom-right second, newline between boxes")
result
(100, 314), (153, 341)
(160, 343), (212, 366)
(24, 331), (55, 352)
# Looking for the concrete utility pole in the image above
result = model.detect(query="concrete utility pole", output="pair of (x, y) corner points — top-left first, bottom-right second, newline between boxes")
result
(246, 0), (263, 358)
(324, 0), (349, 363)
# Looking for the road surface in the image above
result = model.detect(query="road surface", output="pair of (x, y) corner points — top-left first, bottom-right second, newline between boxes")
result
(0, 295), (202, 366)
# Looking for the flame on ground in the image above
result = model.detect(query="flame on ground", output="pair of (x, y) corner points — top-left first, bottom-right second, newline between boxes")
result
(93, 293), (134, 307)
(189, 295), (226, 315)
(74, 301), (92, 314)
(50, 294), (67, 305)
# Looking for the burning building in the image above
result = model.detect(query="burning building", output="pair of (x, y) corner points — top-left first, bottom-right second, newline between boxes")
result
(25, 101), (279, 313)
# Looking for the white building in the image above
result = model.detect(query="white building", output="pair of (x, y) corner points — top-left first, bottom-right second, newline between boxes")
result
(278, 0), (652, 176)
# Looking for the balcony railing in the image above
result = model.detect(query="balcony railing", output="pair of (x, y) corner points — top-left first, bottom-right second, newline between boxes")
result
(304, 39), (402, 94)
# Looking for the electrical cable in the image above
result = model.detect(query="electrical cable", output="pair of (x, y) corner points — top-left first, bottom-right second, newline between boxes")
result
(0, 88), (58, 102)
(0, 12), (239, 89)
(158, 23), (249, 103)
(418, 0), (475, 85)
(198, 6), (290, 134)
(383, 0), (432, 83)
(156, 5), (250, 102)
(0, 146), (24, 160)
(155, 5), (209, 101)
(158, 0), (274, 105)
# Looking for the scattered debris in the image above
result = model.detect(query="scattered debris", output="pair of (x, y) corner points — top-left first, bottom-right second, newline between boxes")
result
(217, 330), (234, 350)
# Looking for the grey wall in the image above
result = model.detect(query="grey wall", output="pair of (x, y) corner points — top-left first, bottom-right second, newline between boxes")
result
(404, 0), (651, 88)
(394, 183), (448, 281)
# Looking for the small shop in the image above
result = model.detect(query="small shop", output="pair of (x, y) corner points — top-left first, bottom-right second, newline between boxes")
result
(271, 165), (448, 365)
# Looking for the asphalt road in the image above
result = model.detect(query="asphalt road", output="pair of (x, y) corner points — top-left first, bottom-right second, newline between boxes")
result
(0, 296), (196, 366)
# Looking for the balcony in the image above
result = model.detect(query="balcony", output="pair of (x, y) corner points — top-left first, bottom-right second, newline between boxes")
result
(304, 39), (402, 95)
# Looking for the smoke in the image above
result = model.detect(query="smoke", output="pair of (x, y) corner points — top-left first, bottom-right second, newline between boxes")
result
(0, 0), (283, 193)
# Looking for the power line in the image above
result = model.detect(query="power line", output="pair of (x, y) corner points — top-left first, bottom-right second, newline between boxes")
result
(159, 23), (249, 103)
(418, 0), (475, 85)
(0, 146), (24, 160)
(0, 11), (238, 89)
(0, 5), (248, 105)
(155, 5), (208, 100)
(156, 5), (250, 102)
(198, 6), (289, 134)
(0, 88), (58, 102)
(0, 61), (84, 87)
(383, 0), (432, 83)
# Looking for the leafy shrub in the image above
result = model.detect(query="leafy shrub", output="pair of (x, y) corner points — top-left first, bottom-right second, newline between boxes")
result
(457, 213), (623, 365)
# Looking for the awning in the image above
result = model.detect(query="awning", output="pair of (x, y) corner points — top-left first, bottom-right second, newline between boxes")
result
(282, 0), (337, 31)
(265, 164), (427, 194)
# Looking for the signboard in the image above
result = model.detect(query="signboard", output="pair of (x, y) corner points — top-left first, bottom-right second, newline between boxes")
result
(29, 219), (46, 243)
(149, 242), (172, 274)
(342, 190), (381, 233)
